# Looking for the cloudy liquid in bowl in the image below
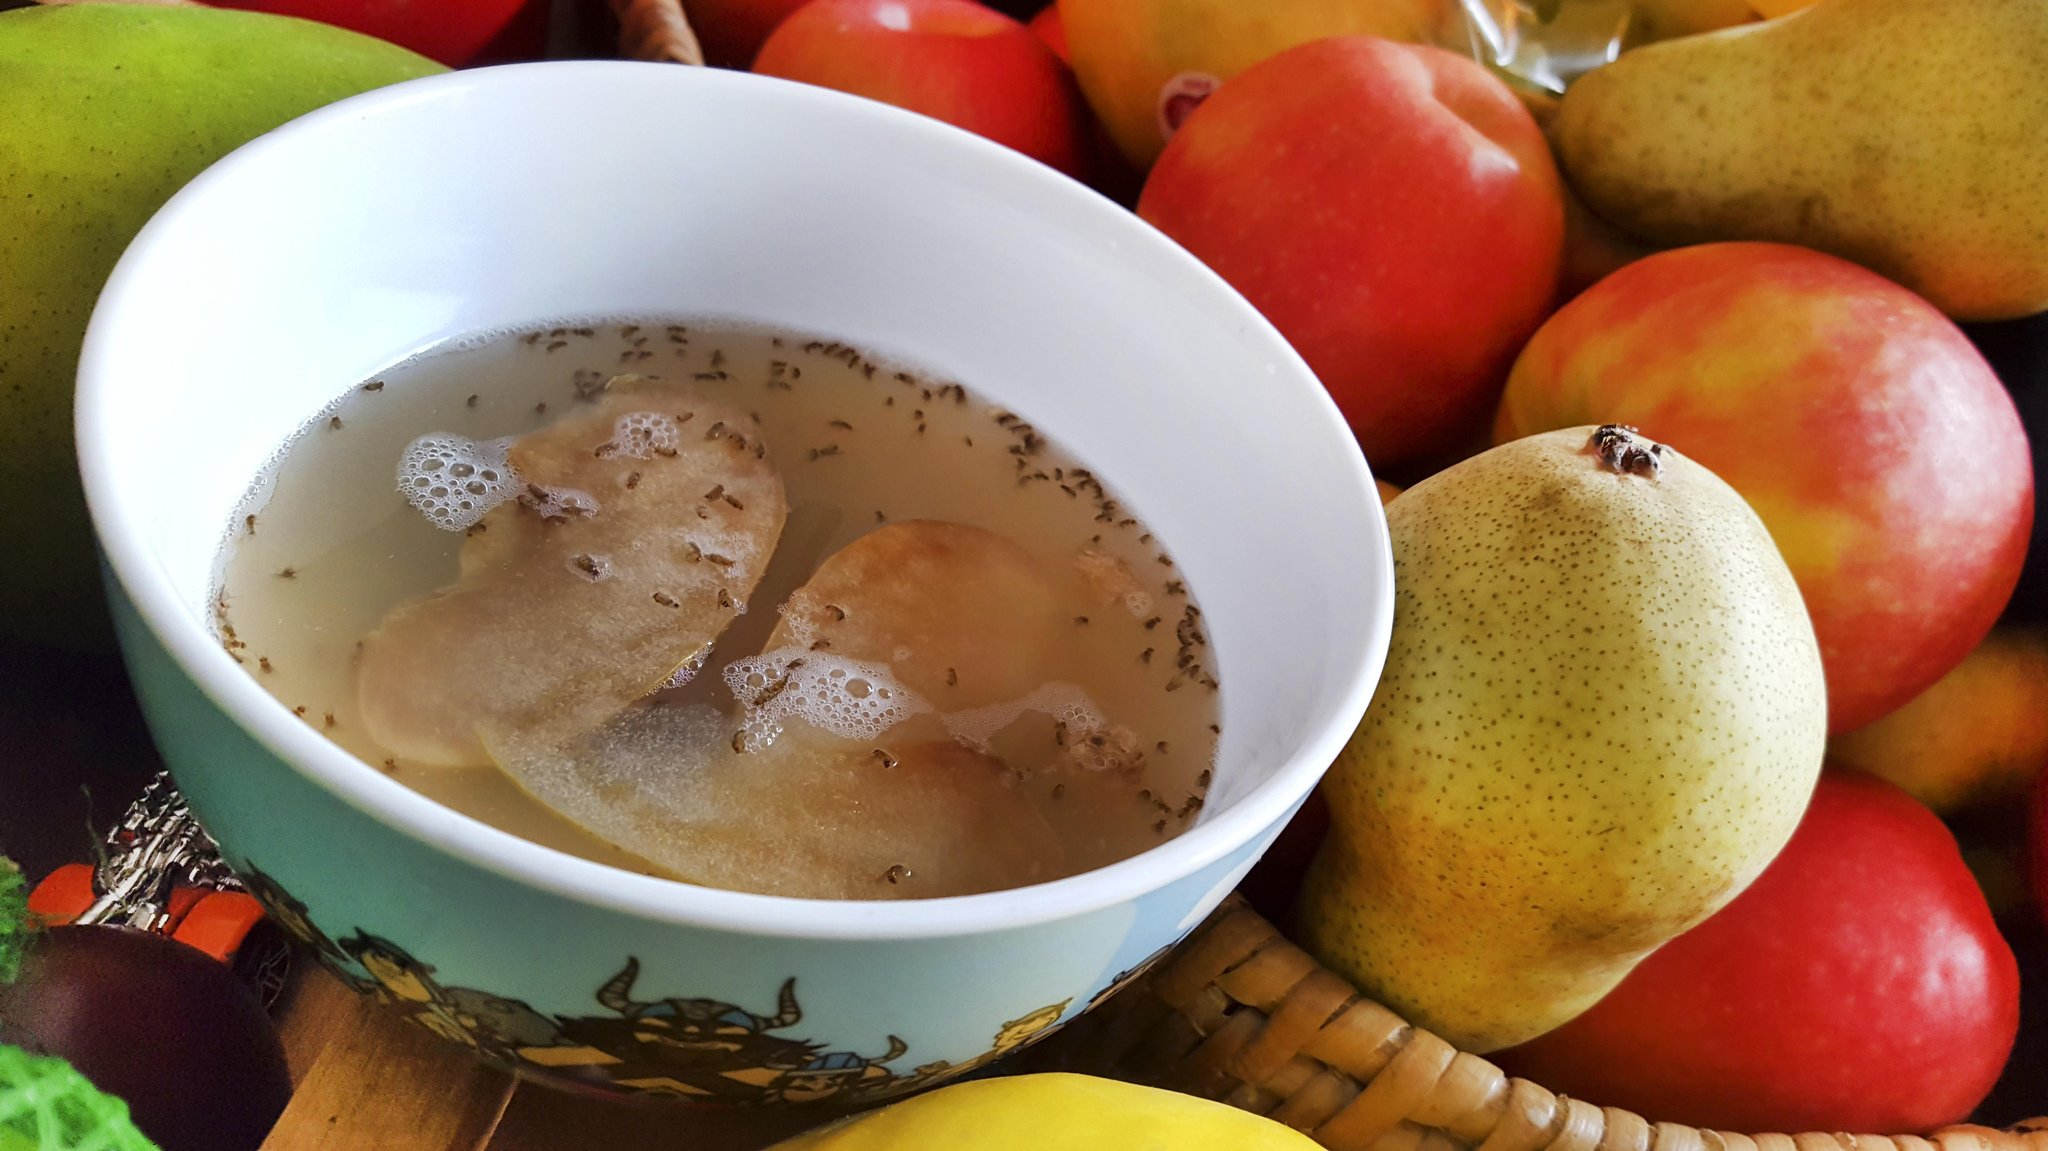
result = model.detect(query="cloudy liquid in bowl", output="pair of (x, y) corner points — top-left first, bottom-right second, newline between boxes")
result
(214, 321), (1220, 900)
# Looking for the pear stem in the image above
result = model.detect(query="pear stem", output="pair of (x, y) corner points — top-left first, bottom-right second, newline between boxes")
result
(1588, 424), (1664, 478)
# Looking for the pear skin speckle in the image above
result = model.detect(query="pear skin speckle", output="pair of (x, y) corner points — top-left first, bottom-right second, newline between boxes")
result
(1297, 425), (1827, 1053)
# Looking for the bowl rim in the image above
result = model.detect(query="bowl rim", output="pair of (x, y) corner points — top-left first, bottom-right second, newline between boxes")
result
(76, 60), (1393, 942)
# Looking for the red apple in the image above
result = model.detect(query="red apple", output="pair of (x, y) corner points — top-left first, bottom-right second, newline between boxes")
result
(1499, 243), (2034, 732)
(202, 0), (541, 66)
(1238, 787), (1329, 923)
(1501, 771), (2019, 1134)
(754, 0), (1087, 178)
(1136, 37), (1565, 467)
(687, 0), (814, 66)
(1029, 3), (1066, 59)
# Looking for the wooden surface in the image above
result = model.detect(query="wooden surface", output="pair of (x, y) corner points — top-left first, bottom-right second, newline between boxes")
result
(268, 970), (513, 1151)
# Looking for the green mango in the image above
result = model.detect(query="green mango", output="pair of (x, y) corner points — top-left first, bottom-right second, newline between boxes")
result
(0, 3), (440, 650)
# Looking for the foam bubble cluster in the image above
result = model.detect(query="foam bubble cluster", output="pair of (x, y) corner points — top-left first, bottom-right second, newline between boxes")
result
(397, 434), (519, 531)
(659, 642), (716, 691)
(723, 650), (926, 751)
(603, 411), (684, 460)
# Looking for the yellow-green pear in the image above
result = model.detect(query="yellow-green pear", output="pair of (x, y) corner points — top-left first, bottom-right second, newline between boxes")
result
(1626, 0), (1760, 44)
(0, 4), (440, 650)
(1296, 425), (1826, 1053)
(1553, 0), (2048, 320)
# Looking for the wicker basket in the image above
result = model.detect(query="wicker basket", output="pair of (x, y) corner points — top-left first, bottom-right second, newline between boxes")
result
(608, 4), (2047, 1147)
(1010, 896), (2048, 1151)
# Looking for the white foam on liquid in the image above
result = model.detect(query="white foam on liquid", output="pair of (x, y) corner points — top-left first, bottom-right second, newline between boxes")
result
(722, 650), (927, 752)
(605, 411), (684, 459)
(396, 433), (520, 531)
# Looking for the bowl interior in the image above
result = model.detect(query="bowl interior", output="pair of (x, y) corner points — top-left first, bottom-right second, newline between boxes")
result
(77, 61), (1392, 934)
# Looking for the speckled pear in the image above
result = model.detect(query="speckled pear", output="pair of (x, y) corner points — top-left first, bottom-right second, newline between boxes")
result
(1296, 425), (1826, 1053)
(1553, 0), (2048, 320)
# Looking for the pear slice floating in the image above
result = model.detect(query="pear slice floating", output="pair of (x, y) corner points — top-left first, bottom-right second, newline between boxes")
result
(767, 519), (1070, 707)
(478, 519), (1099, 898)
(358, 376), (788, 766)
(757, 520), (1150, 776)
(488, 711), (1069, 899)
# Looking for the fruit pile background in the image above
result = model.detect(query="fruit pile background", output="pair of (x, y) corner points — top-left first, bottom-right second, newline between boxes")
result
(1, 0), (2043, 1142)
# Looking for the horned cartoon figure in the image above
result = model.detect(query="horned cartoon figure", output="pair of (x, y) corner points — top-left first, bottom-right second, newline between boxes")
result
(554, 958), (908, 1102)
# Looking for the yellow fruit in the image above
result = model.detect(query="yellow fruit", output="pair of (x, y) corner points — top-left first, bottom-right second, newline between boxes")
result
(1058, 0), (1448, 170)
(1375, 479), (1403, 505)
(1829, 627), (2048, 813)
(770, 1074), (1320, 1150)
(1554, 0), (2048, 319)
(0, 4), (440, 649)
(1297, 425), (1827, 1052)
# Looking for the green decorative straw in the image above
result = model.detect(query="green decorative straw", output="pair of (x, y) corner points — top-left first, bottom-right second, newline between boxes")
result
(0, 858), (25, 987)
(0, 1046), (160, 1151)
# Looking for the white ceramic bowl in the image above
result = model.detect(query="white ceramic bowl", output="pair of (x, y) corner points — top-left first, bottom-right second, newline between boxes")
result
(76, 61), (1392, 1104)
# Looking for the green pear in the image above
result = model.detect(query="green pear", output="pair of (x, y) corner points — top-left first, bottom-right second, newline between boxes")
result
(0, 4), (440, 650)
(1295, 425), (1826, 1053)
(1627, 0), (1760, 43)
(1553, 0), (2048, 320)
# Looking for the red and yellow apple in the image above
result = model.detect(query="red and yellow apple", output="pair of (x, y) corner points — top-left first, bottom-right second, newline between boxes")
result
(1058, 0), (1448, 170)
(755, 0), (1087, 178)
(1501, 771), (2019, 1133)
(1499, 243), (2035, 732)
(1138, 37), (1565, 467)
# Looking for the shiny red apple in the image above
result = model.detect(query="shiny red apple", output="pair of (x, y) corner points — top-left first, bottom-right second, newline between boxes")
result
(755, 0), (1087, 178)
(1502, 771), (2019, 1133)
(1137, 36), (1565, 467)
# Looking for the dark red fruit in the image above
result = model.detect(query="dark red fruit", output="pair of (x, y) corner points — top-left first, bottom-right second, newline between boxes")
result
(0, 925), (292, 1151)
(1500, 771), (2019, 1133)
(1241, 786), (1329, 923)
